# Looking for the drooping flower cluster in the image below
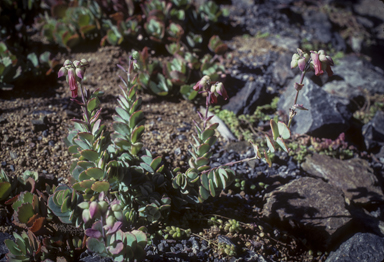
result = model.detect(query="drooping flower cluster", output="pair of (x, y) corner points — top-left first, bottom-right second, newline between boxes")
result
(193, 75), (228, 105)
(58, 59), (89, 98)
(291, 48), (334, 77)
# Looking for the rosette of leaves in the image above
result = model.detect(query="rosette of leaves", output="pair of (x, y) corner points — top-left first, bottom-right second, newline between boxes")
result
(47, 184), (84, 227)
(250, 119), (291, 167)
(11, 191), (47, 234)
(5, 231), (43, 262)
(186, 32), (203, 52)
(119, 15), (142, 38)
(144, 17), (165, 42)
(172, 122), (235, 203)
(162, 55), (190, 86)
(133, 47), (159, 90)
(149, 73), (173, 96)
(208, 35), (228, 55)
(166, 22), (184, 42)
(0, 169), (39, 205)
(0, 42), (21, 87)
(200, 54), (226, 81)
(198, 1), (222, 23)
(85, 220), (147, 261)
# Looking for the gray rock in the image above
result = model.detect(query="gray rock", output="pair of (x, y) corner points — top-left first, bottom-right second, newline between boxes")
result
(267, 36), (299, 53)
(332, 55), (384, 95)
(223, 76), (267, 115)
(278, 75), (352, 138)
(273, 53), (296, 86)
(301, 154), (384, 205)
(325, 233), (384, 262)
(354, 0), (384, 22)
(262, 177), (352, 250)
(362, 111), (384, 152)
(31, 115), (48, 132)
(303, 10), (333, 44)
(200, 107), (237, 141)
(322, 80), (365, 112)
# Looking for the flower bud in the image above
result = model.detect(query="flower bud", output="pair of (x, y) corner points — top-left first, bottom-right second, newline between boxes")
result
(193, 75), (210, 91)
(106, 216), (115, 228)
(75, 68), (84, 79)
(73, 60), (81, 68)
(58, 67), (67, 78)
(298, 58), (306, 72)
(64, 60), (73, 69)
(80, 59), (89, 67)
(215, 82), (228, 100)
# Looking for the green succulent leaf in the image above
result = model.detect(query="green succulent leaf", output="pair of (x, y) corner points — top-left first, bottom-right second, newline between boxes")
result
(91, 181), (109, 193)
(87, 237), (106, 254)
(150, 156), (162, 171)
(209, 179), (216, 197)
(0, 182), (11, 201)
(197, 143), (210, 157)
(113, 122), (131, 137)
(78, 132), (94, 144)
(131, 125), (145, 143)
(74, 138), (91, 150)
(265, 135), (275, 153)
(86, 167), (104, 180)
(276, 137), (289, 153)
(199, 186), (210, 201)
(87, 97), (101, 112)
(270, 119), (279, 141)
(116, 106), (130, 122)
(132, 230), (147, 249)
(200, 173), (209, 191)
(278, 121), (291, 140)
(201, 128), (215, 141)
(81, 149), (99, 162)
(129, 110), (144, 129)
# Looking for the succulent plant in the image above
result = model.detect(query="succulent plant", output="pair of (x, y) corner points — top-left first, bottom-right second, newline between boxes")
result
(208, 35), (227, 55)
(162, 55), (190, 86)
(47, 184), (84, 227)
(144, 18), (165, 42)
(200, 54), (226, 82)
(249, 119), (291, 167)
(0, 42), (21, 87)
(0, 169), (12, 202)
(5, 231), (43, 262)
(172, 121), (236, 203)
(85, 220), (148, 261)
(166, 22), (184, 42)
(11, 191), (47, 234)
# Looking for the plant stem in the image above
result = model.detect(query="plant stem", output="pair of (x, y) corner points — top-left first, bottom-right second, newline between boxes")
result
(287, 68), (307, 128)
(79, 82), (91, 131)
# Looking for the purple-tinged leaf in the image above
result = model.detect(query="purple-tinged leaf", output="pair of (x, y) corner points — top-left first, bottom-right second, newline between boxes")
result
(107, 221), (122, 235)
(108, 241), (124, 255)
(90, 108), (102, 124)
(89, 201), (98, 219)
(85, 228), (102, 238)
